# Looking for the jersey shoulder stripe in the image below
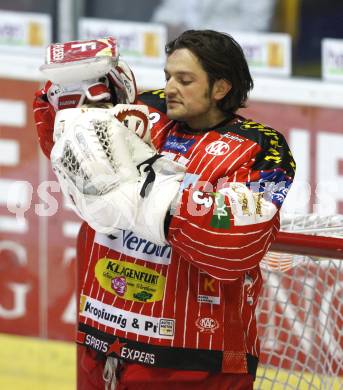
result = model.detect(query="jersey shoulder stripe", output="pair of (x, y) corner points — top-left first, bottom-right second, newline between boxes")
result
(214, 119), (279, 150)
(215, 118), (296, 176)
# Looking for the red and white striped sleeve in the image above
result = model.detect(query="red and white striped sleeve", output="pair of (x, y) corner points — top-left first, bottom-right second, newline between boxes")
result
(167, 136), (296, 281)
(33, 81), (56, 159)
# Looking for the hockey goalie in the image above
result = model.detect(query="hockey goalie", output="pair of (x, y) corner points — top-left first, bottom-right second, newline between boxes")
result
(33, 33), (295, 390)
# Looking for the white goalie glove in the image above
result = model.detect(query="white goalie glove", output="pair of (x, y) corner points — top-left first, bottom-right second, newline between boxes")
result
(51, 105), (185, 244)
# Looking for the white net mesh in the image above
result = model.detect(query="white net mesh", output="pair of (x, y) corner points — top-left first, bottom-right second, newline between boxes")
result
(255, 214), (343, 389)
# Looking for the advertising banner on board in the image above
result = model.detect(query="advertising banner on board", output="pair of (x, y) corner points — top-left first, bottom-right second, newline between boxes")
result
(0, 11), (51, 56)
(231, 32), (292, 77)
(79, 18), (167, 67)
(322, 38), (343, 81)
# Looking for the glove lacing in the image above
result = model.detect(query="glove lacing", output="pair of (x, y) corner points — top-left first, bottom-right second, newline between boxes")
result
(137, 154), (163, 197)
(103, 356), (118, 390)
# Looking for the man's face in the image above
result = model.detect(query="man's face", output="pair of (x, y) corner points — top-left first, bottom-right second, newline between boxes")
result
(164, 48), (219, 129)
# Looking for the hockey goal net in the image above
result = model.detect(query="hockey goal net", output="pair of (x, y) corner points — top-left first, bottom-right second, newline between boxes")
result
(256, 214), (343, 389)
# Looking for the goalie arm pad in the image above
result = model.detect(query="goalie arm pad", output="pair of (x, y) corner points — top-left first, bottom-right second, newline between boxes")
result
(107, 60), (138, 104)
(33, 81), (112, 159)
(33, 81), (56, 158)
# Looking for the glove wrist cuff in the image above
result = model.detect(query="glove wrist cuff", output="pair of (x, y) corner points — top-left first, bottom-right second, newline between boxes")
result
(134, 179), (181, 245)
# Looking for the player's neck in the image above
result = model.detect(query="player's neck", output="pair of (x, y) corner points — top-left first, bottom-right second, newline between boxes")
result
(185, 110), (232, 131)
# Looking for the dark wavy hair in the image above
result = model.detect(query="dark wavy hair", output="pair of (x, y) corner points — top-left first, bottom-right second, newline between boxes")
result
(165, 30), (254, 114)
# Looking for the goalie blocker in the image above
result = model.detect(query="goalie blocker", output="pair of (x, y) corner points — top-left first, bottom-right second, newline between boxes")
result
(33, 37), (138, 159)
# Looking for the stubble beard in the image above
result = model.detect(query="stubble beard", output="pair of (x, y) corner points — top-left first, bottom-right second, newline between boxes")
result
(166, 87), (212, 123)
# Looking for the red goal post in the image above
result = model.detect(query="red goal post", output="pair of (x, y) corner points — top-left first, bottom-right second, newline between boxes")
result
(256, 215), (343, 389)
(271, 231), (343, 260)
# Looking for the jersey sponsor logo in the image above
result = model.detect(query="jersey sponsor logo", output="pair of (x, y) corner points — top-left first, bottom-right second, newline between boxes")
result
(111, 276), (127, 297)
(259, 171), (291, 207)
(197, 273), (220, 305)
(163, 135), (196, 154)
(158, 319), (175, 337)
(94, 231), (172, 265)
(80, 295), (175, 339)
(95, 258), (165, 302)
(205, 141), (230, 156)
(80, 295), (127, 329)
(106, 338), (156, 365)
(58, 93), (83, 109)
(195, 317), (220, 334)
(84, 334), (109, 353)
(223, 133), (245, 143)
(121, 346), (156, 365)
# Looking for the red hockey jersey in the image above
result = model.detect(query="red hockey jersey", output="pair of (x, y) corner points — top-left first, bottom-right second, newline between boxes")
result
(76, 90), (295, 377)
